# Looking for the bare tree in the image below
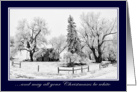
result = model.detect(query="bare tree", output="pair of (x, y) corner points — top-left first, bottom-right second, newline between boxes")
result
(10, 36), (18, 60)
(79, 13), (117, 63)
(102, 34), (117, 63)
(15, 18), (49, 61)
(49, 35), (67, 55)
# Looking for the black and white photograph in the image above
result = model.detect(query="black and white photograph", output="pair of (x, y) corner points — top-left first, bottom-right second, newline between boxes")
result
(9, 8), (118, 80)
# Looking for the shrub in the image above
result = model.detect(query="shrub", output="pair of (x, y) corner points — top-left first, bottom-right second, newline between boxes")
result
(34, 48), (60, 62)
(10, 47), (18, 60)
(107, 52), (117, 64)
(63, 52), (86, 67)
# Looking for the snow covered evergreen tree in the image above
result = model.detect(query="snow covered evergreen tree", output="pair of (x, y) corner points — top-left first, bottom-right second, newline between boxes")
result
(66, 15), (81, 66)
(67, 15), (81, 54)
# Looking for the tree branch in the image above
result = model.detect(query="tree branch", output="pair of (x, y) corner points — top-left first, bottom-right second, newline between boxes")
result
(19, 48), (30, 52)
(102, 32), (117, 41)
(34, 29), (41, 42)
(59, 45), (67, 54)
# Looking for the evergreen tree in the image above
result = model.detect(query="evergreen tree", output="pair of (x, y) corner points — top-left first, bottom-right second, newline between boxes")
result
(67, 15), (81, 54)
(67, 15), (81, 66)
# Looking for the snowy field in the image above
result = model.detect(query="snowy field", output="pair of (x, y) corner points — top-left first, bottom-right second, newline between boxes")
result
(9, 61), (118, 80)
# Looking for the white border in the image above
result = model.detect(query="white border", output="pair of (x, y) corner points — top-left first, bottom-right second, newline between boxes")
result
(8, 7), (119, 81)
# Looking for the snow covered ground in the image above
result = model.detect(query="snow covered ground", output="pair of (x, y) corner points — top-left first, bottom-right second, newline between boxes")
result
(9, 61), (118, 80)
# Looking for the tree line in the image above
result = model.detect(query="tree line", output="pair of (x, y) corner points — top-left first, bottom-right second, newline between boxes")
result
(10, 12), (117, 64)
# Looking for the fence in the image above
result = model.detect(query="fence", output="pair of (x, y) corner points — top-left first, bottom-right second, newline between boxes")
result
(58, 65), (89, 74)
(11, 62), (41, 72)
(11, 62), (89, 73)
(12, 61), (22, 68)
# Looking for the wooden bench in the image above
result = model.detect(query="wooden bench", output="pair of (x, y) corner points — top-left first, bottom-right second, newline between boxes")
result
(99, 61), (111, 69)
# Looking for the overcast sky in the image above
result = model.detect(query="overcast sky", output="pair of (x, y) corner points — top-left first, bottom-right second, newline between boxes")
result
(9, 8), (118, 40)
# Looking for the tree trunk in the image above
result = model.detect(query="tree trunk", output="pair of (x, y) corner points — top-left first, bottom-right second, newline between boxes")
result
(90, 47), (97, 62)
(88, 53), (92, 60)
(96, 56), (102, 63)
(29, 51), (34, 61)
(96, 45), (102, 63)
(90, 47), (102, 63)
